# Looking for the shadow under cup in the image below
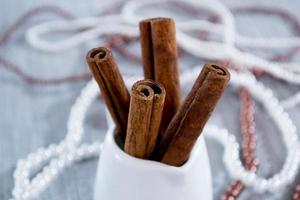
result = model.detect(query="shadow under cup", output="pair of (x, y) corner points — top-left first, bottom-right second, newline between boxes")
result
(94, 126), (213, 200)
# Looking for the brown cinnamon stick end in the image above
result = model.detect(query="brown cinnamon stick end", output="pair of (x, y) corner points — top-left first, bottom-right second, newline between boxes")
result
(125, 83), (153, 159)
(86, 47), (130, 140)
(205, 63), (231, 79)
(161, 63), (230, 166)
(139, 17), (175, 26)
(125, 80), (166, 159)
(139, 17), (176, 80)
(135, 79), (166, 99)
(86, 47), (111, 64)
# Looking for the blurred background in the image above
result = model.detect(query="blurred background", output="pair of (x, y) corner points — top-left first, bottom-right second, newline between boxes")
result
(1, 0), (300, 199)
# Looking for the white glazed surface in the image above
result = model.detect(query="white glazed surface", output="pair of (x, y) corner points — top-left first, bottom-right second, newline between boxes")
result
(94, 118), (213, 200)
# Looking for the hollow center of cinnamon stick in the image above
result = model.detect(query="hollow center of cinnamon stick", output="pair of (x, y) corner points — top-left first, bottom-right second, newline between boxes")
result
(88, 48), (107, 59)
(150, 84), (162, 94)
(141, 88), (150, 96)
(211, 64), (227, 75)
(90, 49), (100, 58)
(97, 50), (107, 59)
(140, 80), (163, 95)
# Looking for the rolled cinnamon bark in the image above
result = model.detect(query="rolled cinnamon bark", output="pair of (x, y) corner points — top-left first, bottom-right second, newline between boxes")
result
(156, 64), (212, 159)
(86, 47), (130, 140)
(139, 17), (181, 134)
(161, 63), (230, 166)
(125, 80), (166, 159)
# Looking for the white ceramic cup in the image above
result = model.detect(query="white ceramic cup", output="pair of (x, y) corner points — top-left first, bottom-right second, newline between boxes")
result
(94, 114), (213, 200)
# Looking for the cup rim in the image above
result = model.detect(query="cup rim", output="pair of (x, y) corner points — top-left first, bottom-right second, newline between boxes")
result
(105, 126), (205, 174)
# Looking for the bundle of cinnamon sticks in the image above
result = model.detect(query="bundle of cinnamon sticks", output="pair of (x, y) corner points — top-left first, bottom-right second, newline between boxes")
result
(86, 17), (230, 166)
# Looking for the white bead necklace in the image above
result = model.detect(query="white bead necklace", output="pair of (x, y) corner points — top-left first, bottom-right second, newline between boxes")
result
(11, 81), (102, 200)
(25, 0), (300, 108)
(10, 0), (300, 198)
(10, 69), (300, 199)
(205, 70), (300, 193)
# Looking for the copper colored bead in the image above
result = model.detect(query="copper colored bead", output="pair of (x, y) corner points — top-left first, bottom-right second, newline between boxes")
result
(222, 87), (257, 200)
(242, 143), (249, 150)
(248, 141), (257, 149)
(252, 68), (265, 76)
(248, 165), (257, 172)
(226, 185), (235, 193)
(248, 125), (255, 134)
(247, 114), (254, 122)
(252, 158), (260, 166)
(231, 188), (242, 197)
(228, 196), (235, 200)
(242, 150), (252, 156)
(245, 157), (254, 164)
(221, 195), (227, 200)
(235, 182), (244, 190)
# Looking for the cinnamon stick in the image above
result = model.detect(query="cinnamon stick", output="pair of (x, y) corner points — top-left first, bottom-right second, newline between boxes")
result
(86, 47), (130, 140)
(139, 17), (181, 133)
(124, 80), (166, 159)
(160, 63), (230, 166)
(156, 64), (212, 158)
